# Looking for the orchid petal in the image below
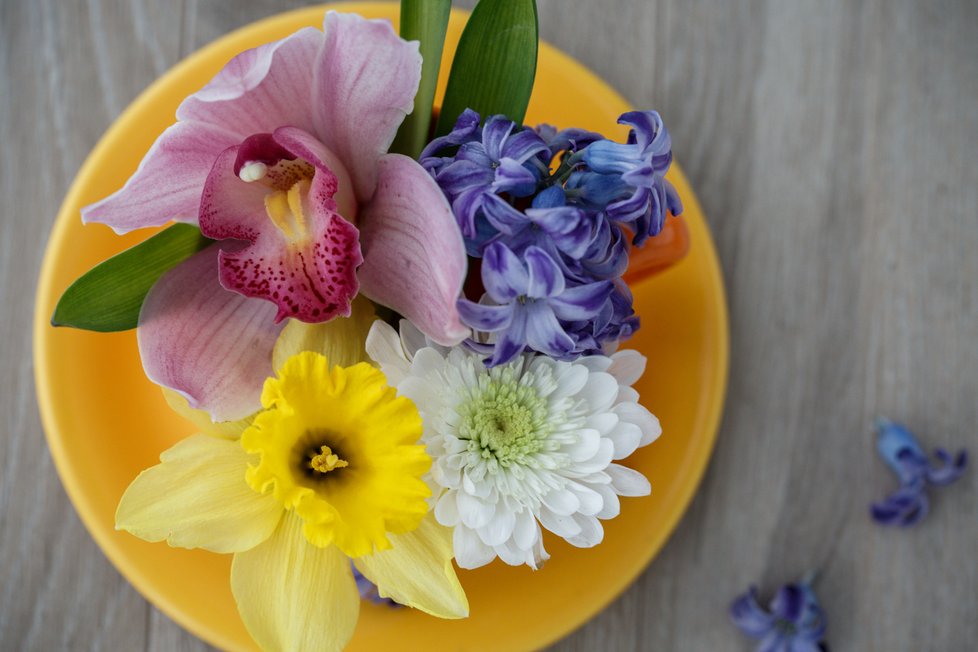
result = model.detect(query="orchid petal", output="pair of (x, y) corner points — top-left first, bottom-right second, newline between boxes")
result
(231, 513), (359, 652)
(82, 121), (239, 233)
(137, 245), (283, 421)
(200, 142), (362, 323)
(358, 154), (469, 346)
(176, 27), (324, 136)
(353, 515), (468, 619)
(314, 12), (422, 202)
(115, 434), (282, 553)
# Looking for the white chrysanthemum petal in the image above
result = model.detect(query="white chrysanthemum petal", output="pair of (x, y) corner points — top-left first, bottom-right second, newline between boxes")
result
(550, 363), (589, 399)
(453, 525), (496, 569)
(457, 491), (493, 529)
(541, 488), (580, 516)
(570, 439), (616, 474)
(398, 318), (430, 356)
(365, 320), (412, 384)
(614, 402), (661, 446)
(576, 355), (612, 374)
(434, 491), (460, 526)
(568, 428), (602, 462)
(607, 464), (651, 496)
(538, 506), (583, 538)
(586, 412), (619, 436)
(512, 509), (538, 550)
(566, 514), (604, 548)
(480, 508), (516, 546)
(607, 420), (644, 460)
(568, 482), (604, 516)
(590, 482), (621, 519)
(578, 372), (619, 411)
(608, 350), (646, 386)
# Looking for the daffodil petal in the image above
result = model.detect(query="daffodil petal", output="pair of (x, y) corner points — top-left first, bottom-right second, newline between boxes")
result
(161, 388), (253, 439)
(115, 434), (282, 553)
(272, 295), (376, 370)
(353, 514), (469, 619)
(231, 513), (360, 652)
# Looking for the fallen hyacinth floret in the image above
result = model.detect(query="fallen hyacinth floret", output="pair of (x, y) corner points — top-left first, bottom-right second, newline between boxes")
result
(730, 575), (828, 652)
(366, 320), (660, 569)
(870, 418), (967, 527)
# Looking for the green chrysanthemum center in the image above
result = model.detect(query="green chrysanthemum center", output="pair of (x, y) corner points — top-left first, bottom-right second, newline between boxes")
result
(457, 369), (551, 466)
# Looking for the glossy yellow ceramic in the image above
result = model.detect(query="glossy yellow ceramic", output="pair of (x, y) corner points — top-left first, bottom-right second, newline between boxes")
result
(33, 4), (728, 651)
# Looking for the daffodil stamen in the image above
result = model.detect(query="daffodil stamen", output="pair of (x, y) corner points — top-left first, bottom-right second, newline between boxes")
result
(308, 445), (348, 474)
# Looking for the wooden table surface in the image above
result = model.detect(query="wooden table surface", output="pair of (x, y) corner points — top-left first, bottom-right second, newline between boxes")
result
(2, 1), (976, 650)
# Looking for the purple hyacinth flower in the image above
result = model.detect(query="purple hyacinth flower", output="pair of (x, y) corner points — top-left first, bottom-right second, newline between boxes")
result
(870, 418), (967, 527)
(421, 111), (549, 242)
(352, 566), (399, 607)
(481, 185), (597, 260)
(730, 577), (828, 652)
(581, 111), (683, 244)
(456, 243), (613, 366)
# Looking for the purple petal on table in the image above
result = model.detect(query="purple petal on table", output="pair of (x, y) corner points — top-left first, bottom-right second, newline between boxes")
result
(729, 587), (774, 638)
(358, 154), (469, 346)
(524, 246), (565, 298)
(482, 242), (528, 302)
(770, 585), (805, 623)
(926, 448), (968, 486)
(81, 121), (240, 233)
(137, 244), (283, 421)
(313, 11), (422, 202)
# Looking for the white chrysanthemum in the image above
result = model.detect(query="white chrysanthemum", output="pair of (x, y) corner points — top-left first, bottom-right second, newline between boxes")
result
(365, 321), (661, 570)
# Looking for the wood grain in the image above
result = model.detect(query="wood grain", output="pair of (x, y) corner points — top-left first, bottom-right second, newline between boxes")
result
(2, 0), (976, 650)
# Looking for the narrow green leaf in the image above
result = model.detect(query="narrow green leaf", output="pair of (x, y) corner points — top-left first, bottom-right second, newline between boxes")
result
(435, 0), (539, 137)
(391, 0), (452, 158)
(52, 224), (211, 332)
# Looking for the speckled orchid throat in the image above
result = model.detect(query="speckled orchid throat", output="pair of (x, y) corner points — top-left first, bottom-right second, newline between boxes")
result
(199, 128), (362, 324)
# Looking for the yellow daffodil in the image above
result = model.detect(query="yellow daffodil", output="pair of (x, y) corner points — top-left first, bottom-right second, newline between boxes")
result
(116, 303), (468, 652)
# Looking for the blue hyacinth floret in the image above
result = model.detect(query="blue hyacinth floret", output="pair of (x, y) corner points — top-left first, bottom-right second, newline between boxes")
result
(421, 108), (682, 366)
(870, 418), (967, 527)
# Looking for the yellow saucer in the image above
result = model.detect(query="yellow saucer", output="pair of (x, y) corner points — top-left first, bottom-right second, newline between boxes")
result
(33, 4), (729, 650)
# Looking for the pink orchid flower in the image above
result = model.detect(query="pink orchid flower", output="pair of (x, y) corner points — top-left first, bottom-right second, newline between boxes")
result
(82, 12), (468, 421)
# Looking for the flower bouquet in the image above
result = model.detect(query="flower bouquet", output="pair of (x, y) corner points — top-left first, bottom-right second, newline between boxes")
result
(50, 2), (694, 650)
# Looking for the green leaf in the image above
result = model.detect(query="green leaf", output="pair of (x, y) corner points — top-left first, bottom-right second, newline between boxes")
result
(52, 224), (211, 332)
(391, 0), (452, 158)
(435, 0), (538, 138)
